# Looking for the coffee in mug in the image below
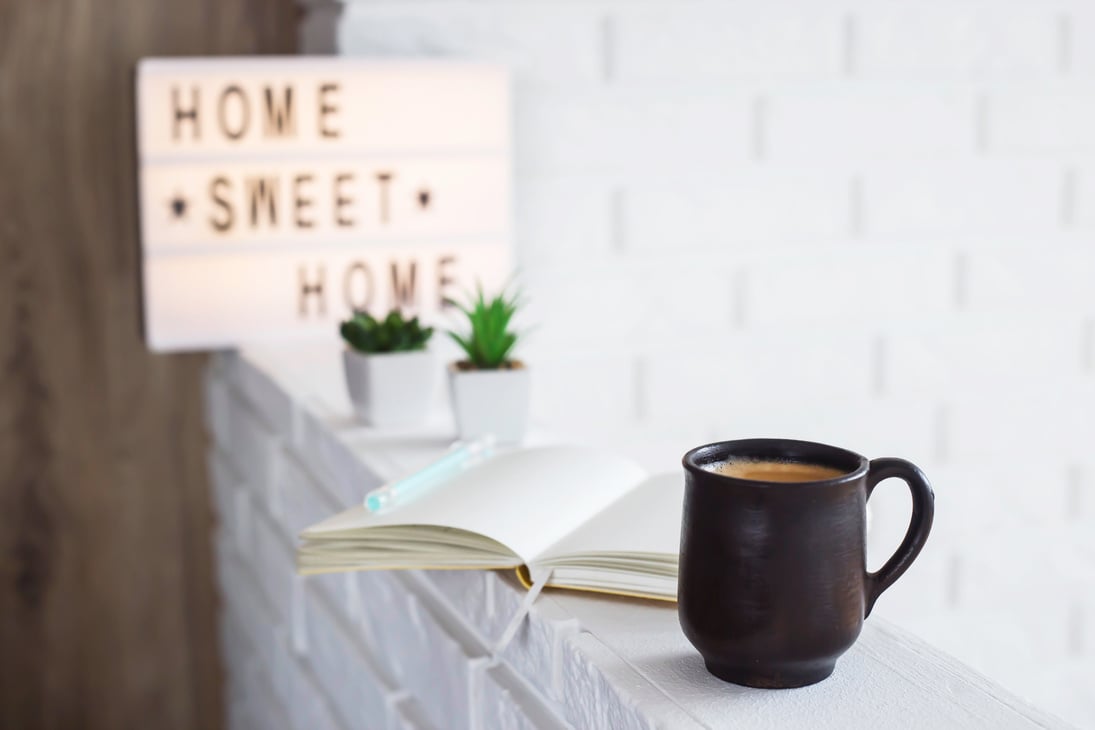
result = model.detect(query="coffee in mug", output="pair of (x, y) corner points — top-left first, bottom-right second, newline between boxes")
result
(679, 438), (934, 689)
(707, 459), (847, 483)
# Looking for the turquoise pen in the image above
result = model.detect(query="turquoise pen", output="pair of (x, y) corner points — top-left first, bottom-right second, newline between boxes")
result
(364, 434), (496, 513)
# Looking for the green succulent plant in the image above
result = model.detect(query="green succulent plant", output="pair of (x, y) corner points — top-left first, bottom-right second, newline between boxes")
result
(448, 285), (522, 369)
(340, 309), (434, 354)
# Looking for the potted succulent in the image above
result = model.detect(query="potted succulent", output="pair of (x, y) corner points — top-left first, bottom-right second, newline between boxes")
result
(447, 286), (530, 444)
(340, 309), (436, 427)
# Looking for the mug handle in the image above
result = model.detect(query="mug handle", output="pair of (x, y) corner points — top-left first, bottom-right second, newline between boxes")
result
(864, 458), (935, 617)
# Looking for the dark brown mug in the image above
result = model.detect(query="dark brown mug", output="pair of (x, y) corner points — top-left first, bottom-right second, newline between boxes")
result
(679, 438), (934, 689)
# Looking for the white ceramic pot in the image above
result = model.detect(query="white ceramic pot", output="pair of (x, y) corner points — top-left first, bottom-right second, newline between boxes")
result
(448, 363), (530, 445)
(342, 349), (436, 427)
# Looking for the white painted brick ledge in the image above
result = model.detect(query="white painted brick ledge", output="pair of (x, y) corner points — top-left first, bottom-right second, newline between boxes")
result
(206, 347), (1069, 730)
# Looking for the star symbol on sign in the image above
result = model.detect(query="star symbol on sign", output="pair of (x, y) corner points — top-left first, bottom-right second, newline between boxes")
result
(168, 193), (189, 221)
(417, 188), (431, 210)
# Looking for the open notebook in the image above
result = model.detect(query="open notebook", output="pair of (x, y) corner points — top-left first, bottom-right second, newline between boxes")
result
(297, 446), (682, 601)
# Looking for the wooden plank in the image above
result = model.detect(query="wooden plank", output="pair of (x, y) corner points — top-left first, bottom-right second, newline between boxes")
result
(0, 1), (296, 728)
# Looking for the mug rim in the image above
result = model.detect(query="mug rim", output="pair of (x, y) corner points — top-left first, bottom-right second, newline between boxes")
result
(682, 437), (869, 488)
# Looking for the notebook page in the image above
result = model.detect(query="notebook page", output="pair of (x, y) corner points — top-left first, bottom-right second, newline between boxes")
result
(302, 445), (647, 564)
(535, 472), (683, 562)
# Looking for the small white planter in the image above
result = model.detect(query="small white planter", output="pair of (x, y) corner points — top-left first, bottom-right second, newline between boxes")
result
(448, 363), (530, 445)
(343, 349), (436, 427)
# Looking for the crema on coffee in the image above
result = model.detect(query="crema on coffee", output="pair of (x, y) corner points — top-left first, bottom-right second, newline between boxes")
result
(707, 460), (847, 483)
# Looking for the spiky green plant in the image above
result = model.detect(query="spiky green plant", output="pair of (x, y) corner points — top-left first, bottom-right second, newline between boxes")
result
(340, 309), (434, 354)
(448, 286), (522, 369)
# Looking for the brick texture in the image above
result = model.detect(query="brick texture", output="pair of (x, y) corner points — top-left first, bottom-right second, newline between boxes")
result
(218, 2), (1095, 727)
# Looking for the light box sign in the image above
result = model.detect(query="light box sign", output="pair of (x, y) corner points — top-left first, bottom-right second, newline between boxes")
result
(137, 57), (511, 351)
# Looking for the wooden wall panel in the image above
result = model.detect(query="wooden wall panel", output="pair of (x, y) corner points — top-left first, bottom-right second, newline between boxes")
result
(0, 1), (297, 728)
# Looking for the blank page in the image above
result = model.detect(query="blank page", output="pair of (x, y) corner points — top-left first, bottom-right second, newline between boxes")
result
(302, 445), (647, 564)
(536, 473), (684, 562)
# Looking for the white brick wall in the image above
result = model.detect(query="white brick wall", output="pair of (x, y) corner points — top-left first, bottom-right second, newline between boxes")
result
(612, 7), (844, 82)
(864, 160), (1062, 235)
(855, 6), (1059, 79)
(623, 167), (850, 249)
(290, 2), (1095, 726)
(766, 85), (976, 162)
(515, 90), (754, 175)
